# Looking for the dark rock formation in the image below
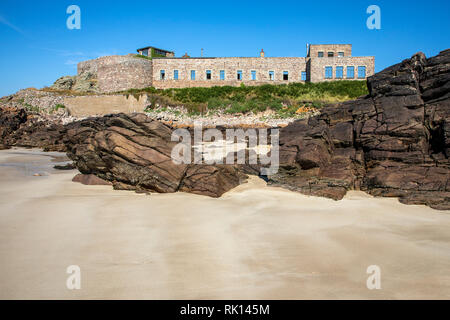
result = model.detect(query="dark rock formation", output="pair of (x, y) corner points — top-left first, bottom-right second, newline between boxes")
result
(5, 117), (67, 152)
(270, 49), (450, 210)
(0, 107), (27, 149)
(64, 113), (247, 197)
(0, 107), (67, 151)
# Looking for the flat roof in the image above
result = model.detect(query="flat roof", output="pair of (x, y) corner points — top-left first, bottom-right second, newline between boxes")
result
(309, 44), (352, 46)
(152, 55), (372, 60)
(136, 46), (174, 53)
(153, 57), (218, 59)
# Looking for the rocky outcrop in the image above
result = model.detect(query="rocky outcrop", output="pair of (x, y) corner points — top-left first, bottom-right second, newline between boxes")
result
(5, 117), (67, 152)
(269, 49), (450, 210)
(0, 107), (27, 149)
(0, 107), (67, 151)
(64, 113), (247, 197)
(51, 76), (77, 91)
(51, 70), (98, 93)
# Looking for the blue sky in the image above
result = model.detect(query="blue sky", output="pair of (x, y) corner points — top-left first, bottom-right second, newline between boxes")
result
(0, 0), (449, 97)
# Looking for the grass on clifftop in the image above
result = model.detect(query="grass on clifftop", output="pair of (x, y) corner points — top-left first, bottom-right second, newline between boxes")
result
(120, 81), (369, 116)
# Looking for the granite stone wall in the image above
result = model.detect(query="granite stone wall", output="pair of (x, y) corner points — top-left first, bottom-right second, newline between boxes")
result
(151, 57), (308, 89)
(77, 59), (98, 75)
(75, 52), (375, 92)
(309, 56), (375, 82)
(77, 55), (153, 93)
(308, 44), (352, 58)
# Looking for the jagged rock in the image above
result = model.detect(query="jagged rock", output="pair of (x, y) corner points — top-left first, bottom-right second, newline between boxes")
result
(5, 116), (67, 152)
(178, 164), (245, 197)
(0, 107), (28, 149)
(72, 71), (98, 93)
(269, 49), (450, 210)
(51, 76), (77, 91)
(64, 113), (247, 197)
(0, 107), (67, 151)
(51, 72), (98, 93)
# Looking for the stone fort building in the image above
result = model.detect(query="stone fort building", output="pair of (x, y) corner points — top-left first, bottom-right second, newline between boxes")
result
(77, 44), (374, 93)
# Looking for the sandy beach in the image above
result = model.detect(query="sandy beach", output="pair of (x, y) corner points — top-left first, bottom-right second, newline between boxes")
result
(0, 148), (449, 299)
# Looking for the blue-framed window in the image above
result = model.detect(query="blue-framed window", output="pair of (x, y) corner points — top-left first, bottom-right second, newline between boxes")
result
(358, 66), (366, 79)
(173, 70), (179, 80)
(269, 71), (274, 81)
(347, 66), (354, 79)
(237, 70), (242, 80)
(190, 70), (196, 80)
(206, 70), (211, 80)
(220, 70), (225, 80)
(318, 51), (324, 58)
(301, 71), (307, 81)
(283, 71), (289, 81)
(251, 70), (256, 80)
(160, 70), (165, 80)
(325, 66), (333, 79)
(336, 66), (343, 79)
(338, 52), (344, 57)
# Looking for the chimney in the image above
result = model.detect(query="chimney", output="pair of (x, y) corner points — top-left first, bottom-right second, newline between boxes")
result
(260, 49), (265, 58)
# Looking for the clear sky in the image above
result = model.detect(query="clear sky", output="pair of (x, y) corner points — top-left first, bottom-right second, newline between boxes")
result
(0, 0), (449, 97)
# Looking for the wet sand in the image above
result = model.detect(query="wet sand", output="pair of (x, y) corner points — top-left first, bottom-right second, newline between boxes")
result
(0, 148), (449, 299)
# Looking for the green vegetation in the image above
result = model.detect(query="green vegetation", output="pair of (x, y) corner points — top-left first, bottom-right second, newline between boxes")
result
(120, 81), (368, 117)
(150, 48), (166, 58)
(133, 54), (152, 61)
(133, 49), (166, 61)
(49, 104), (66, 114)
(23, 103), (40, 113)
